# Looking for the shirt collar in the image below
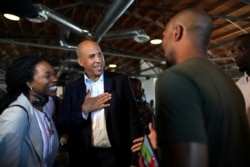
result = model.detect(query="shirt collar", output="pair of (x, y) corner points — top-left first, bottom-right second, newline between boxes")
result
(84, 73), (104, 83)
(244, 72), (249, 82)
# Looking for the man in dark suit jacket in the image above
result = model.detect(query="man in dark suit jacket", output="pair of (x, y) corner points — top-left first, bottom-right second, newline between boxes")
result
(56, 40), (143, 167)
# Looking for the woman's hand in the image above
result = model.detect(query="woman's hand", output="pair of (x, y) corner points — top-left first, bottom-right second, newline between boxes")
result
(131, 122), (158, 153)
(147, 122), (157, 149)
(131, 136), (144, 153)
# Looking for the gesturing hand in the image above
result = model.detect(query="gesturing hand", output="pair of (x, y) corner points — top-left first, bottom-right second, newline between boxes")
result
(81, 89), (112, 114)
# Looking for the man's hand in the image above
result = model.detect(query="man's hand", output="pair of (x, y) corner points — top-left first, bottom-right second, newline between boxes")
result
(81, 89), (112, 114)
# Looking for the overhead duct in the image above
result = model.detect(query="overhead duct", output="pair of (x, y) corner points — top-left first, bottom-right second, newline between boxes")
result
(93, 0), (134, 43)
(29, 2), (148, 43)
(59, 39), (77, 49)
(103, 28), (150, 43)
(0, 39), (163, 62)
(59, 28), (77, 49)
(56, 59), (79, 78)
(34, 4), (93, 38)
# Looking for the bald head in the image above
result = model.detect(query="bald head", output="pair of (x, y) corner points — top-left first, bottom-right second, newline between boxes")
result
(173, 8), (213, 47)
(162, 8), (213, 66)
(76, 40), (100, 58)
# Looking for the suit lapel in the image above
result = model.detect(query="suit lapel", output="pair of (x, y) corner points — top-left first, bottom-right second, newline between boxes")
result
(104, 71), (112, 118)
(81, 74), (87, 96)
(104, 71), (112, 94)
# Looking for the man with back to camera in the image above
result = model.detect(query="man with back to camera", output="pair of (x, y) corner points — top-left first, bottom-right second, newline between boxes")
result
(56, 39), (143, 167)
(231, 33), (250, 126)
(155, 8), (250, 167)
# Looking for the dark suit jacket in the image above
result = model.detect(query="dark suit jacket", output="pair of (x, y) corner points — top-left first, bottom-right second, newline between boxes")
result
(57, 71), (143, 167)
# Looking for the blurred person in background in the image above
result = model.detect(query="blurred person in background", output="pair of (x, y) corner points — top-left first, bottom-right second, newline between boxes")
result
(231, 33), (250, 126)
(129, 77), (153, 134)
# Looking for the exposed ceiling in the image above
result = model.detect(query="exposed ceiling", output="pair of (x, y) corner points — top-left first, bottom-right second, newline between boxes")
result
(1, 0), (250, 84)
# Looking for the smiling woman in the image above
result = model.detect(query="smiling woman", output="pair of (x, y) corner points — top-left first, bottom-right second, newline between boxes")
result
(0, 55), (59, 167)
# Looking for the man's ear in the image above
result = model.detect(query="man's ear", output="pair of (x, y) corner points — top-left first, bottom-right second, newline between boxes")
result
(173, 25), (183, 41)
(77, 58), (84, 67)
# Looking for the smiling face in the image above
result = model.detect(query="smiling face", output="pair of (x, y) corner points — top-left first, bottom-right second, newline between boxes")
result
(29, 61), (57, 97)
(77, 40), (105, 81)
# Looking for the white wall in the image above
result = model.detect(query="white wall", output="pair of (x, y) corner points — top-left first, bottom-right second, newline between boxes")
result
(140, 60), (163, 109)
(140, 77), (157, 109)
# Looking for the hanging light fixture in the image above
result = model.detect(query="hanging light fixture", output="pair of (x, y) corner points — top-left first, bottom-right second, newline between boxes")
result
(109, 64), (117, 68)
(3, 13), (20, 21)
(150, 39), (162, 45)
